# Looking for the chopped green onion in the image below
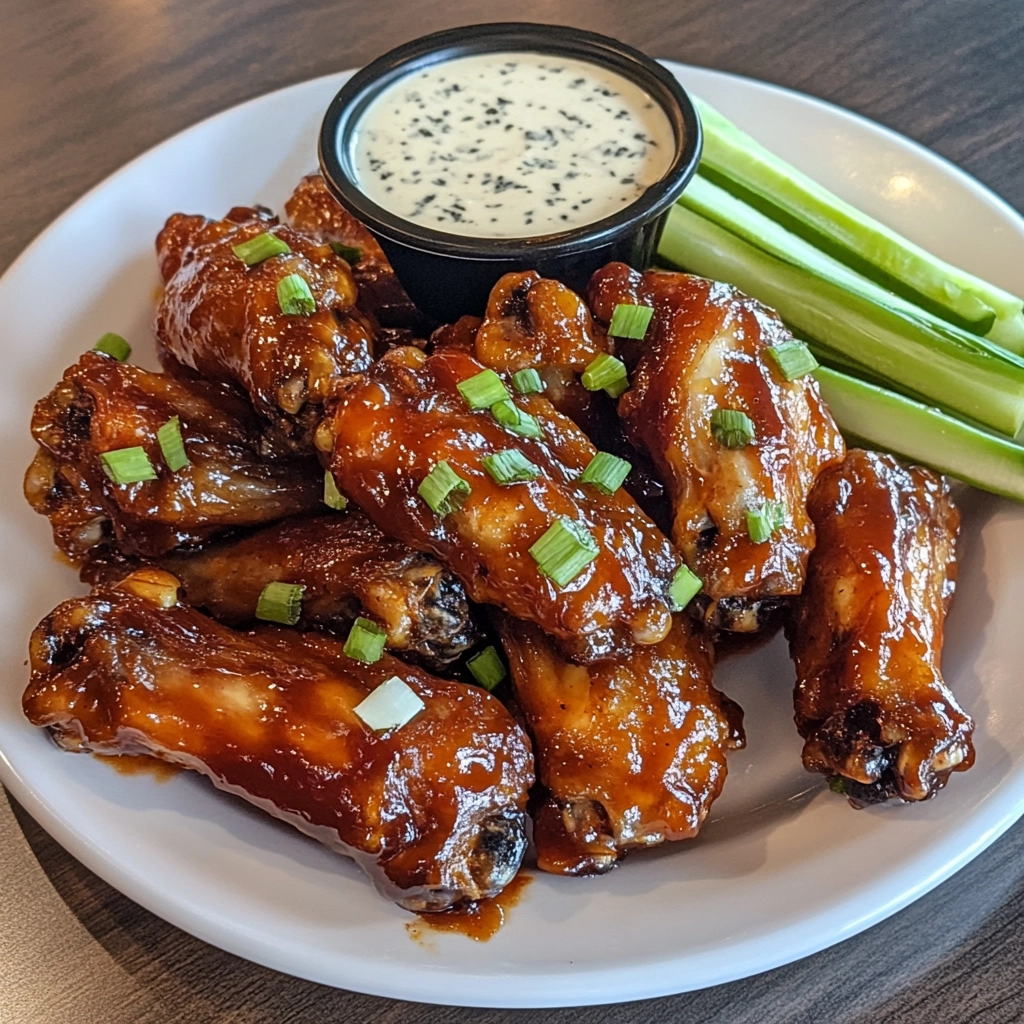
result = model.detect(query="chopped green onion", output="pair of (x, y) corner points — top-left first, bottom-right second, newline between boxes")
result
(529, 518), (599, 588)
(255, 581), (305, 625)
(710, 408), (755, 448)
(156, 416), (190, 472)
(353, 675), (425, 732)
(323, 470), (348, 510)
(467, 646), (507, 691)
(828, 775), (847, 795)
(93, 332), (131, 361)
(481, 449), (540, 485)
(746, 499), (787, 543)
(100, 446), (157, 485)
(581, 353), (629, 398)
(512, 368), (544, 394)
(491, 399), (544, 438)
(417, 460), (471, 517)
(670, 564), (703, 610)
(231, 232), (292, 266)
(343, 616), (388, 663)
(608, 303), (654, 340)
(458, 369), (511, 409)
(580, 451), (632, 495)
(329, 242), (362, 264)
(277, 273), (316, 315)
(768, 341), (819, 380)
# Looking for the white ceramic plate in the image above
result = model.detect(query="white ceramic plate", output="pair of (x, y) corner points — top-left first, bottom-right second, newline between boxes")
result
(1, 63), (1023, 1009)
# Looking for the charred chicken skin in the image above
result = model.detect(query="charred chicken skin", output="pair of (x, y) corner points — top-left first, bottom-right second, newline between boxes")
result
(155, 204), (374, 447)
(24, 352), (320, 560)
(24, 570), (533, 910)
(787, 449), (973, 803)
(324, 345), (684, 661)
(284, 173), (426, 337)
(83, 511), (479, 668)
(589, 264), (845, 632)
(497, 612), (740, 875)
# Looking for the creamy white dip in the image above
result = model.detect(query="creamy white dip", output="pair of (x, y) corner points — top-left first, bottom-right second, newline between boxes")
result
(350, 52), (676, 238)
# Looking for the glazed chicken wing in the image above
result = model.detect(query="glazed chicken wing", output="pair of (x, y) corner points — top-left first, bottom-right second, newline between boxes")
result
(589, 264), (845, 632)
(323, 345), (684, 661)
(787, 449), (973, 803)
(496, 613), (740, 875)
(284, 173), (426, 336)
(24, 352), (321, 560)
(83, 511), (480, 668)
(24, 569), (533, 910)
(156, 204), (374, 447)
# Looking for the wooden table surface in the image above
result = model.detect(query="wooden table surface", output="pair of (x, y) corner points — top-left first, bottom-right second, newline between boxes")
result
(3, 1), (1024, 1020)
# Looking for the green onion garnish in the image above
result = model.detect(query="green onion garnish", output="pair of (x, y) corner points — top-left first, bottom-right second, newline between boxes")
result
(580, 451), (632, 495)
(581, 353), (629, 399)
(481, 449), (540, 485)
(343, 616), (388, 663)
(232, 232), (292, 266)
(329, 242), (362, 264)
(491, 399), (544, 438)
(93, 332), (131, 361)
(512, 368), (544, 394)
(467, 646), (507, 691)
(100, 446), (157, 485)
(828, 776), (847, 795)
(353, 675), (425, 732)
(418, 460), (471, 517)
(323, 470), (347, 510)
(768, 341), (818, 381)
(670, 564), (702, 610)
(529, 518), (599, 588)
(746, 499), (787, 543)
(458, 369), (510, 410)
(156, 416), (190, 473)
(277, 273), (316, 315)
(608, 303), (654, 340)
(255, 581), (305, 625)
(710, 408), (755, 448)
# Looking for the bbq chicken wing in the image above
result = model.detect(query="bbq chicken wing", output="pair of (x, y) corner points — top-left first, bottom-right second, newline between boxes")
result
(24, 570), (533, 910)
(24, 352), (321, 560)
(589, 264), (845, 632)
(284, 173), (426, 337)
(83, 511), (480, 668)
(155, 204), (374, 447)
(496, 613), (740, 875)
(787, 449), (973, 803)
(323, 345), (684, 661)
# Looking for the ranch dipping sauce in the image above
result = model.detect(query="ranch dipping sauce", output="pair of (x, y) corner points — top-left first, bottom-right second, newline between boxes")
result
(350, 52), (676, 238)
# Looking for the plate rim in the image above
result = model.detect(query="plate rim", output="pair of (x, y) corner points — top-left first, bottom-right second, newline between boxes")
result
(1, 60), (1023, 1008)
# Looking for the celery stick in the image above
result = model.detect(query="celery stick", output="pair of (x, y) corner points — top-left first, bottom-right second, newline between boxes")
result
(814, 366), (1024, 501)
(694, 96), (1024, 349)
(658, 204), (1024, 436)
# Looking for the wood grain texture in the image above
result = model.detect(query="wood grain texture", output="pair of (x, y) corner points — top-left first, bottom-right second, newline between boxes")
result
(2, 0), (1023, 1020)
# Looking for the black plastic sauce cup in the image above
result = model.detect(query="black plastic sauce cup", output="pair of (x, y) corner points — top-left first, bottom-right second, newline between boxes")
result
(319, 22), (702, 323)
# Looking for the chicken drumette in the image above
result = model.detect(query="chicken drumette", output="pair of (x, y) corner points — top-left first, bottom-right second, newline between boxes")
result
(156, 203), (374, 448)
(83, 511), (480, 668)
(589, 264), (845, 632)
(323, 345), (685, 662)
(496, 612), (741, 875)
(787, 449), (973, 804)
(24, 352), (320, 560)
(24, 569), (533, 910)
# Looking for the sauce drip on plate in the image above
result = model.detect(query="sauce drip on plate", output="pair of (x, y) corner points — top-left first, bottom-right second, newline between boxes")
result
(407, 873), (533, 942)
(352, 52), (675, 238)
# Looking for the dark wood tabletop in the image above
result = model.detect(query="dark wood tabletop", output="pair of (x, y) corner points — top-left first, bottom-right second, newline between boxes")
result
(3, 1), (1024, 1021)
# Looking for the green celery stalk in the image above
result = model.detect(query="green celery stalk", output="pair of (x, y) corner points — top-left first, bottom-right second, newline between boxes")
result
(657, 203), (1024, 436)
(694, 96), (1024, 350)
(814, 366), (1024, 501)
